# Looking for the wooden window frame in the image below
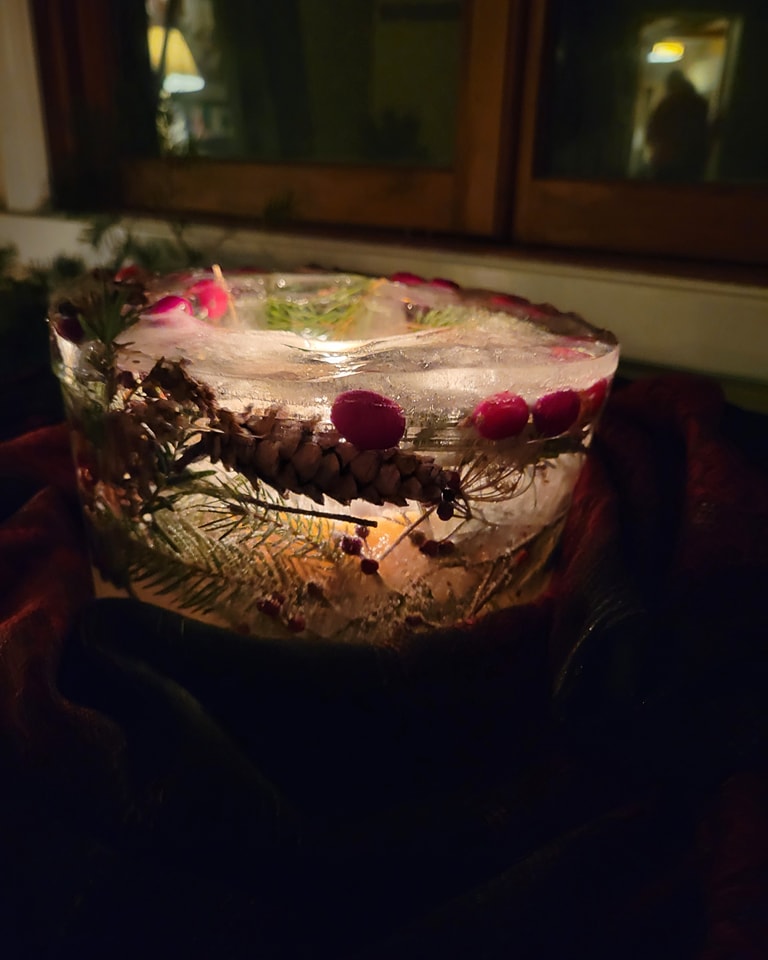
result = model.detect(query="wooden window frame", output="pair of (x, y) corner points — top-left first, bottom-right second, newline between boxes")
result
(33, 0), (521, 237)
(31, 0), (768, 265)
(513, 0), (768, 265)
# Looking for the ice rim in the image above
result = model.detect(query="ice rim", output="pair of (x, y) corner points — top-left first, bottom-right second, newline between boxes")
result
(47, 267), (620, 642)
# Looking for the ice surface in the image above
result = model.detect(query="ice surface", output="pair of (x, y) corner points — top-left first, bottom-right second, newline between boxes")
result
(57, 272), (622, 643)
(118, 274), (619, 419)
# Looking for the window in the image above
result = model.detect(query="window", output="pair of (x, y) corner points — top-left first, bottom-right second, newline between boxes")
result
(513, 0), (768, 263)
(32, 0), (768, 264)
(33, 0), (516, 235)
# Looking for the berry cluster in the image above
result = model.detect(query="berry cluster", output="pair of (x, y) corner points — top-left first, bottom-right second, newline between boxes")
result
(470, 382), (609, 441)
(139, 276), (231, 325)
(339, 531), (380, 576)
(254, 593), (306, 633)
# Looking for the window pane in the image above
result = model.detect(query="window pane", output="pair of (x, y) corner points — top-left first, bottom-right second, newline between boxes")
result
(536, 0), (768, 183)
(133, 0), (463, 166)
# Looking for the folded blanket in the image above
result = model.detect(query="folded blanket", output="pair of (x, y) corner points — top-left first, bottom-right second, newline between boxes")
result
(1, 375), (767, 959)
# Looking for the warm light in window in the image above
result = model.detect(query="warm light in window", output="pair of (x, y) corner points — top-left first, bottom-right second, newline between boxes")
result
(147, 25), (205, 93)
(647, 41), (685, 63)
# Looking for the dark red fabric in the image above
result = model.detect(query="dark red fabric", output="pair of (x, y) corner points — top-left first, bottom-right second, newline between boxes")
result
(1, 376), (767, 959)
(0, 426), (89, 744)
(697, 770), (768, 960)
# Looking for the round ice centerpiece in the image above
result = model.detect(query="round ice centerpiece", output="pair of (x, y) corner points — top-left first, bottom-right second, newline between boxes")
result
(50, 268), (619, 643)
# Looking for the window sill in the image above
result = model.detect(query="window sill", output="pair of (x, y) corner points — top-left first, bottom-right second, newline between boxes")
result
(2, 210), (767, 411)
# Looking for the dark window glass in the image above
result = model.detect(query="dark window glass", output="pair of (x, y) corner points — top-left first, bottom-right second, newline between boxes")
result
(133, 0), (463, 166)
(536, 0), (768, 183)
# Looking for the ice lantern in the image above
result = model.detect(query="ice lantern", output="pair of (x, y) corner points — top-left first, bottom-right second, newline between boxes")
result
(49, 268), (619, 644)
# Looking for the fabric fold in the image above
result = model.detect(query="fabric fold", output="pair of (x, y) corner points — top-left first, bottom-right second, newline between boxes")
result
(1, 374), (767, 959)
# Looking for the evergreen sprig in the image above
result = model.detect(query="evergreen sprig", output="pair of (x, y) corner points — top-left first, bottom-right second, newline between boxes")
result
(78, 216), (203, 273)
(127, 516), (265, 618)
(124, 497), (337, 623)
(407, 305), (466, 329)
(264, 276), (371, 333)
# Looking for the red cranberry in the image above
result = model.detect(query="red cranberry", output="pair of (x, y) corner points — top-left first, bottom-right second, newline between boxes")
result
(532, 389), (580, 436)
(471, 392), (529, 440)
(360, 558), (380, 575)
(187, 279), (229, 320)
(437, 501), (455, 522)
(489, 293), (529, 309)
(114, 264), (146, 284)
(354, 524), (370, 540)
(428, 277), (460, 291)
(142, 295), (194, 325)
(390, 271), (425, 285)
(331, 390), (406, 450)
(287, 615), (306, 633)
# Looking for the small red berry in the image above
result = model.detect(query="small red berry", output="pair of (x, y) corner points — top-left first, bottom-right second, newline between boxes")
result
(409, 530), (427, 547)
(187, 279), (229, 320)
(341, 535), (363, 556)
(354, 524), (370, 540)
(256, 597), (282, 617)
(419, 539), (441, 557)
(532, 390), (580, 437)
(489, 293), (528, 309)
(114, 264), (146, 284)
(437, 540), (455, 555)
(390, 271), (425, 285)
(360, 558), (379, 575)
(331, 390), (406, 450)
(437, 501), (455, 522)
(471, 392), (529, 440)
(287, 615), (306, 633)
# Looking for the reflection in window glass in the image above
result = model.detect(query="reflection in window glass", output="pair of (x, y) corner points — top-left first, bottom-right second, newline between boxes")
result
(141, 0), (463, 167)
(536, 0), (768, 183)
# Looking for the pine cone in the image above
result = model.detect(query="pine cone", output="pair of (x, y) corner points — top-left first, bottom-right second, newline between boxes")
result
(209, 407), (458, 507)
(144, 358), (218, 416)
(140, 359), (459, 508)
